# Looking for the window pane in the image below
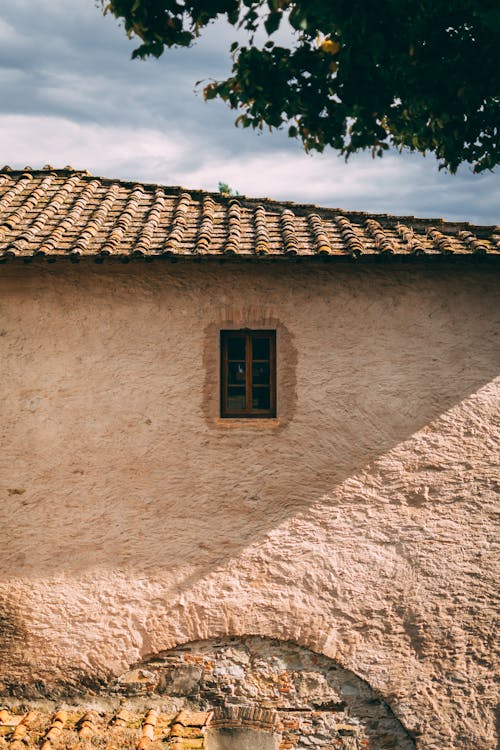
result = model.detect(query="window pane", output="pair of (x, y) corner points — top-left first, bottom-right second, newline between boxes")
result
(227, 336), (246, 360)
(252, 362), (270, 384)
(221, 330), (275, 418)
(227, 386), (246, 411)
(252, 337), (270, 360)
(228, 362), (246, 385)
(252, 386), (270, 410)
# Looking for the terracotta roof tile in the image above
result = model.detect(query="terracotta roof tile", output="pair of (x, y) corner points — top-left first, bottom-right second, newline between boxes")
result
(0, 166), (498, 262)
(138, 709), (158, 749)
(224, 198), (241, 255)
(427, 226), (457, 254)
(308, 213), (332, 255)
(254, 204), (270, 255)
(395, 222), (427, 255)
(76, 710), (97, 738)
(195, 195), (216, 254)
(365, 217), (400, 254)
(457, 229), (490, 254)
(280, 209), (300, 255)
(0, 705), (211, 749)
(165, 193), (192, 254)
(334, 215), (367, 256)
(111, 707), (131, 727)
(40, 709), (67, 749)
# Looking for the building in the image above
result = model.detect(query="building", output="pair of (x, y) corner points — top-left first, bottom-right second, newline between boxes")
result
(0, 166), (498, 750)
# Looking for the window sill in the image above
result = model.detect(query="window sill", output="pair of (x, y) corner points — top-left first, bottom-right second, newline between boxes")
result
(214, 417), (281, 429)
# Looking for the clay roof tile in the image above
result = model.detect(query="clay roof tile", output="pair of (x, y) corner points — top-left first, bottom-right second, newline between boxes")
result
(308, 213), (332, 255)
(0, 704), (214, 748)
(254, 205), (270, 255)
(395, 222), (427, 255)
(164, 192), (192, 254)
(0, 167), (497, 262)
(195, 195), (216, 254)
(280, 208), (300, 255)
(458, 229), (490, 254)
(224, 198), (242, 254)
(365, 218), (396, 254)
(333, 215), (366, 256)
(427, 226), (456, 254)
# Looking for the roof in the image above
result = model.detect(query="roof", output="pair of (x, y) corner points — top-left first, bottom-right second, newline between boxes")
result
(0, 702), (360, 748)
(0, 165), (498, 262)
(0, 705), (212, 748)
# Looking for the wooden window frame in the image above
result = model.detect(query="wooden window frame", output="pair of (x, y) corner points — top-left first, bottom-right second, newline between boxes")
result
(220, 330), (276, 418)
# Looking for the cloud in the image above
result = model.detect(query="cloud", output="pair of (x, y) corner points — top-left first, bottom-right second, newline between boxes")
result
(1, 115), (190, 176)
(0, 0), (498, 225)
(3, 113), (498, 225)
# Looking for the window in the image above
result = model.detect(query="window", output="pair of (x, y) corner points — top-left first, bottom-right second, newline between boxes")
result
(221, 330), (276, 418)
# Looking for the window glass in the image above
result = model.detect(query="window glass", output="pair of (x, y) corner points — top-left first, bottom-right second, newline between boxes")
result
(252, 387), (270, 410)
(227, 336), (246, 360)
(252, 362), (270, 384)
(227, 387), (246, 411)
(228, 362), (246, 385)
(252, 337), (270, 360)
(221, 331), (276, 418)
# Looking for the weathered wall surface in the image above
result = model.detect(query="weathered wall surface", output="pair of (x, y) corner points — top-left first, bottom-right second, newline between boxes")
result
(0, 259), (498, 749)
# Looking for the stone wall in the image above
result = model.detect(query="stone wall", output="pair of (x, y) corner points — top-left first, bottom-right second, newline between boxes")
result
(0, 258), (498, 749)
(117, 636), (415, 749)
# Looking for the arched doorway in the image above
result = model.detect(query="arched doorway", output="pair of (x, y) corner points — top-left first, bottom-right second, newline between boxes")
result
(119, 636), (415, 749)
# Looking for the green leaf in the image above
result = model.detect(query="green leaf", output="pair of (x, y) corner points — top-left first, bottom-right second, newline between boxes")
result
(264, 11), (281, 35)
(103, 0), (500, 172)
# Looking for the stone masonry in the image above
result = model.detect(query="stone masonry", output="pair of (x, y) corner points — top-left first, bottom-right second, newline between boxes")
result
(117, 636), (415, 749)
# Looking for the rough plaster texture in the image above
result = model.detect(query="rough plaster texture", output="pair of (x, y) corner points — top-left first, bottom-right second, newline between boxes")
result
(0, 259), (498, 750)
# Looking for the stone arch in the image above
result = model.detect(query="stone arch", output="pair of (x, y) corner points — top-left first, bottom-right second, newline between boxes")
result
(117, 635), (416, 750)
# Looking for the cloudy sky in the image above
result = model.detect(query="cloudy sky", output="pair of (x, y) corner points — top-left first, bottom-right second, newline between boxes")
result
(1, 0), (498, 223)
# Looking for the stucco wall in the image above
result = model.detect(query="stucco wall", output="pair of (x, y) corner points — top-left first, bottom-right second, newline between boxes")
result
(0, 259), (498, 749)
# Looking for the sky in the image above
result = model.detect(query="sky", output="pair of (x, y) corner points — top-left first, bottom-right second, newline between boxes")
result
(0, 0), (498, 224)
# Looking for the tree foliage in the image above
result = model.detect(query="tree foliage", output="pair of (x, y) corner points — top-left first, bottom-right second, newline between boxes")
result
(102, 1), (500, 172)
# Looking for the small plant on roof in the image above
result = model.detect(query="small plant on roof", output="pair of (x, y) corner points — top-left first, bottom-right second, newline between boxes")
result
(218, 181), (239, 197)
